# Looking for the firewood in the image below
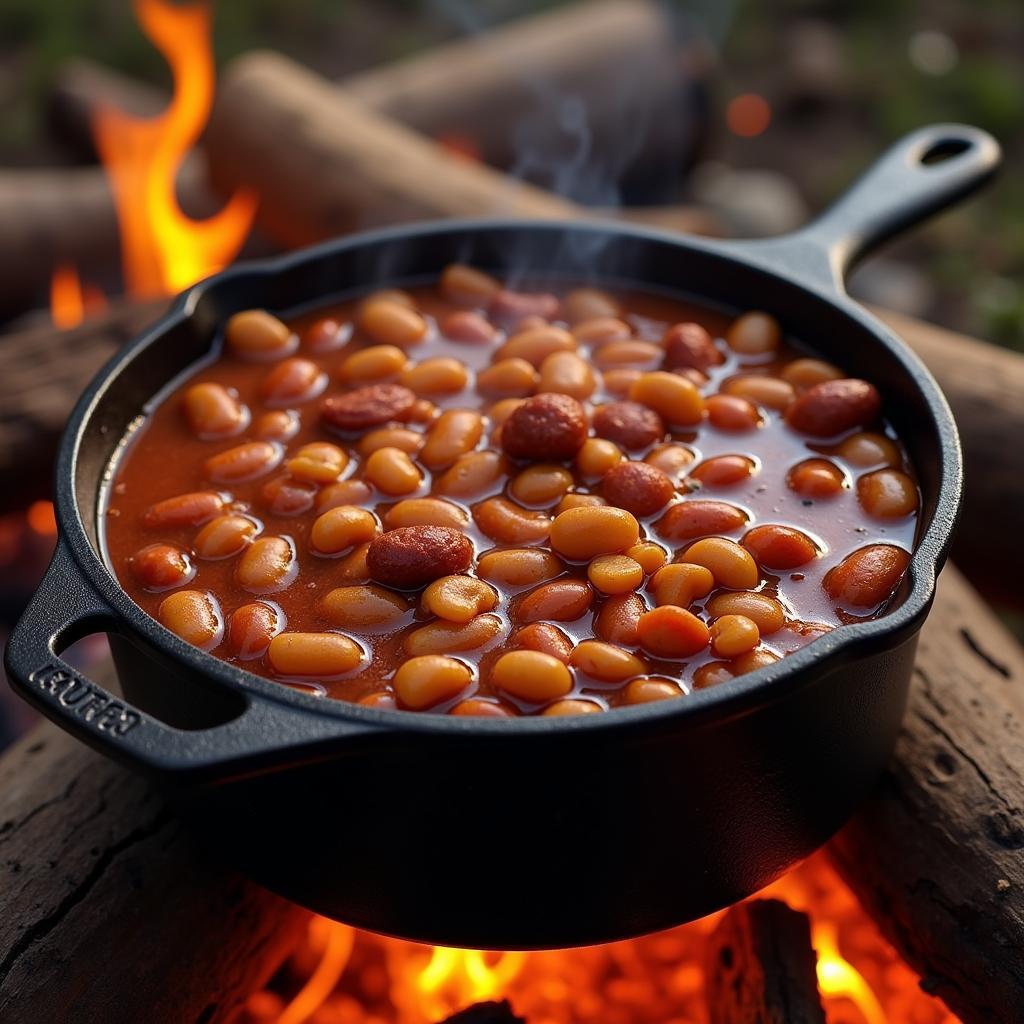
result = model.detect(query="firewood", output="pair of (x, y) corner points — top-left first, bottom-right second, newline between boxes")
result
(828, 563), (1024, 1024)
(0, 721), (308, 1024)
(439, 1001), (526, 1024)
(705, 899), (826, 1024)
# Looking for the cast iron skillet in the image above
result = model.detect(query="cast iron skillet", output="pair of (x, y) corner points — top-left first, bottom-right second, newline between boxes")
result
(5, 125), (1000, 949)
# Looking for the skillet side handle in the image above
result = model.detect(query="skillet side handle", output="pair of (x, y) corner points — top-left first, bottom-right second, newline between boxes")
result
(738, 124), (1001, 293)
(4, 542), (373, 784)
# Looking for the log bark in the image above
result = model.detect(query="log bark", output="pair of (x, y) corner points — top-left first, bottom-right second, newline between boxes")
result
(0, 721), (308, 1024)
(705, 899), (826, 1024)
(829, 563), (1024, 1024)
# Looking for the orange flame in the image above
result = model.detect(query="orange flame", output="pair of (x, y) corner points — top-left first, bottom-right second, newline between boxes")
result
(50, 264), (85, 329)
(92, 0), (256, 298)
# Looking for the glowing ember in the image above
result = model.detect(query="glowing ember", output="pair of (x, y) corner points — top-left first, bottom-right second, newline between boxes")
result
(242, 852), (957, 1024)
(49, 264), (86, 329)
(26, 501), (57, 537)
(726, 93), (771, 138)
(92, 0), (256, 298)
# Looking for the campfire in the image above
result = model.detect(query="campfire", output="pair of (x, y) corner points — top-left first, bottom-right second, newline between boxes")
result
(0, 4), (1022, 1024)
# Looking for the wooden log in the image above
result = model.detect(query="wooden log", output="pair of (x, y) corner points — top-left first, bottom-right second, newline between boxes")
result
(0, 721), (308, 1024)
(705, 899), (826, 1024)
(829, 563), (1024, 1024)
(439, 1002), (526, 1024)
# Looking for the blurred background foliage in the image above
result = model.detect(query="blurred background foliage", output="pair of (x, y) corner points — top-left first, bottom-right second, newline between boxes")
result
(0, 0), (1020, 348)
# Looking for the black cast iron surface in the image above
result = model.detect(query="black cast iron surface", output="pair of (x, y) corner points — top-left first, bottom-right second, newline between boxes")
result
(5, 124), (999, 947)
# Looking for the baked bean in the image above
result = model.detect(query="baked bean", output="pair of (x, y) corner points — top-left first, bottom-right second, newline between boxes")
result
(787, 458), (846, 498)
(726, 311), (781, 354)
(689, 455), (756, 487)
(182, 383), (247, 439)
(723, 375), (796, 411)
(571, 641), (646, 682)
(692, 662), (735, 690)
(441, 263), (501, 306)
(731, 648), (781, 674)
(602, 368), (643, 397)
(194, 514), (258, 559)
(408, 398), (438, 424)
(823, 544), (911, 609)
(514, 622), (573, 663)
(554, 493), (607, 514)
(449, 698), (516, 718)
(158, 590), (222, 649)
(550, 506), (639, 560)
(236, 536), (296, 593)
(710, 614), (760, 658)
(474, 498), (551, 544)
(622, 677), (683, 704)
(592, 401), (665, 450)
(705, 592), (785, 635)
(588, 554), (644, 595)
(304, 316), (348, 353)
(564, 287), (620, 324)
(476, 358), (538, 398)
(322, 383), (417, 433)
(310, 506), (379, 555)
(130, 543), (193, 591)
(538, 351), (598, 400)
(743, 524), (819, 570)
(492, 650), (573, 703)
(261, 357), (326, 406)
(286, 442), (349, 484)
(335, 542), (372, 585)
(857, 469), (919, 518)
(358, 427), (424, 459)
(477, 548), (564, 587)
(489, 289), (560, 326)
(645, 443), (695, 480)
(384, 498), (469, 530)
(359, 690), (397, 710)
(364, 447), (423, 496)
(573, 317), (632, 348)
(340, 345), (408, 383)
(268, 632), (363, 678)
(601, 461), (674, 517)
(403, 613), (505, 656)
(226, 309), (296, 361)
(368, 526), (473, 589)
(576, 438), (623, 478)
(316, 479), (373, 511)
(595, 592), (646, 645)
(261, 475), (317, 516)
(781, 358), (843, 391)
(785, 379), (882, 437)
(253, 409), (300, 442)
(205, 441), (281, 484)
(322, 584), (410, 630)
(683, 537), (759, 589)
(496, 326), (575, 367)
(511, 464), (574, 506)
(441, 310), (498, 344)
(636, 605), (710, 658)
(626, 541), (667, 575)
(422, 575), (498, 623)
(402, 357), (469, 396)
(543, 699), (604, 716)
(594, 340), (662, 370)
(837, 431), (902, 468)
(143, 491), (224, 529)
(420, 409), (484, 470)
(359, 298), (428, 347)
(487, 398), (526, 426)
(663, 322), (724, 372)
(227, 602), (280, 659)
(359, 289), (415, 314)
(657, 500), (748, 541)
(517, 579), (593, 623)
(650, 562), (714, 608)
(436, 450), (506, 498)
(501, 393), (588, 461)
(707, 394), (761, 431)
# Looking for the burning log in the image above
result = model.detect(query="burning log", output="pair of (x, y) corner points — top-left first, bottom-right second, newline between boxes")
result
(439, 1002), (526, 1024)
(705, 899), (826, 1023)
(829, 563), (1024, 1024)
(0, 720), (308, 1024)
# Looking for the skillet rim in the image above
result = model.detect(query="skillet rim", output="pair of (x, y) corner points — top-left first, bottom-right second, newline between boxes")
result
(51, 217), (962, 744)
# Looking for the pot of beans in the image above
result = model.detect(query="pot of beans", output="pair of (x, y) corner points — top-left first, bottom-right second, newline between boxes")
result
(5, 124), (999, 947)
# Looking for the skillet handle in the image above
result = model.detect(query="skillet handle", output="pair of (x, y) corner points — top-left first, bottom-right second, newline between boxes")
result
(734, 123), (1000, 292)
(4, 542), (376, 784)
